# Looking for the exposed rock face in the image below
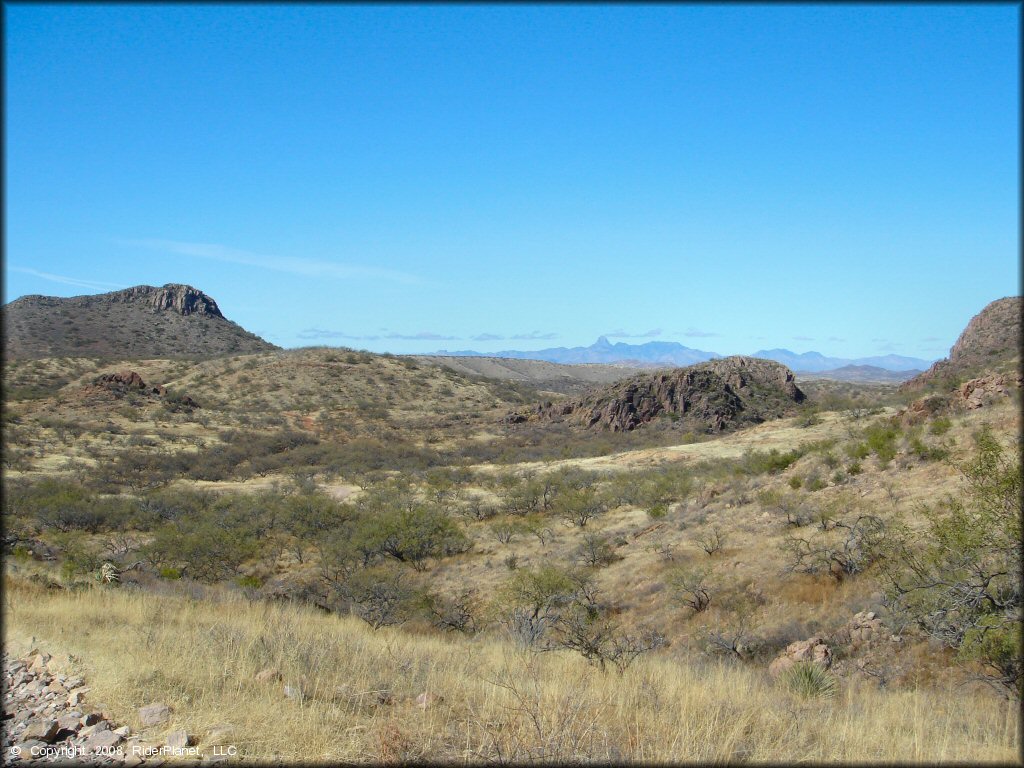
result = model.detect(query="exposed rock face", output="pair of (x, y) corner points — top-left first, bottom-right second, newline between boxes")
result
(520, 356), (804, 433)
(106, 284), (224, 317)
(768, 636), (833, 678)
(3, 283), (277, 359)
(902, 297), (1021, 392)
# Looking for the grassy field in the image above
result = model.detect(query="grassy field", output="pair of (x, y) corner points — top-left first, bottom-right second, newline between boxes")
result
(5, 574), (1019, 763)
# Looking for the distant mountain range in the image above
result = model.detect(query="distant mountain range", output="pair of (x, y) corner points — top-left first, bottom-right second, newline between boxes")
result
(436, 337), (934, 373)
(438, 336), (720, 367)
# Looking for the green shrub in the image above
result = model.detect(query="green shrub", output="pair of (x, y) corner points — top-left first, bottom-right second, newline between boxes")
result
(782, 662), (838, 698)
(929, 416), (952, 436)
(647, 503), (668, 520)
(159, 567), (183, 580)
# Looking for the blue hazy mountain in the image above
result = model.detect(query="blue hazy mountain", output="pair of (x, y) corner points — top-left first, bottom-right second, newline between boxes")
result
(436, 337), (934, 372)
(437, 336), (721, 366)
(750, 349), (933, 373)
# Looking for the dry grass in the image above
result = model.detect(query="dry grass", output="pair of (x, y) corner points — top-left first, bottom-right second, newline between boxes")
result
(5, 574), (1018, 764)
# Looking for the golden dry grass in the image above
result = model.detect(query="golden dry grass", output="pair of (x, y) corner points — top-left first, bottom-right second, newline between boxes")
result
(5, 574), (1018, 764)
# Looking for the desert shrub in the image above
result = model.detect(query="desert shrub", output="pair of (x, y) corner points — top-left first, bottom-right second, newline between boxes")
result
(7, 479), (116, 534)
(496, 564), (582, 647)
(574, 533), (620, 568)
(883, 426), (1022, 697)
(424, 588), (482, 635)
(737, 448), (802, 476)
(782, 662), (838, 698)
(864, 421), (900, 466)
(697, 526), (726, 556)
(143, 513), (261, 583)
(647, 503), (668, 520)
(356, 504), (470, 571)
(490, 520), (526, 545)
(335, 564), (420, 630)
(783, 511), (887, 581)
(929, 416), (953, 436)
(666, 566), (713, 613)
(553, 486), (612, 528)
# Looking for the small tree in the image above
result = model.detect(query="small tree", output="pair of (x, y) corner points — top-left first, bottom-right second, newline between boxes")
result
(554, 486), (610, 528)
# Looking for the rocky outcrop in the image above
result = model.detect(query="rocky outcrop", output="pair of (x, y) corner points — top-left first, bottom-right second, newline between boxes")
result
(956, 372), (1020, 410)
(94, 371), (163, 396)
(85, 371), (199, 408)
(902, 297), (1021, 392)
(520, 356), (804, 433)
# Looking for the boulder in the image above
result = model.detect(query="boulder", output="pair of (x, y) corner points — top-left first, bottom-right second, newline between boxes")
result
(138, 702), (171, 727)
(768, 636), (832, 678)
(166, 729), (193, 749)
(22, 719), (60, 744)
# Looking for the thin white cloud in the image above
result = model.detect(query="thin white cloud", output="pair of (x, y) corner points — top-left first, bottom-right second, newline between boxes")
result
(472, 333), (505, 341)
(296, 328), (459, 341)
(684, 328), (721, 338)
(605, 328), (663, 338)
(792, 335), (815, 341)
(511, 331), (559, 341)
(11, 266), (125, 292)
(119, 239), (421, 285)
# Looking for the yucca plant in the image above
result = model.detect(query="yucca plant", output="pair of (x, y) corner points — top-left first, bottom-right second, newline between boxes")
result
(783, 662), (838, 699)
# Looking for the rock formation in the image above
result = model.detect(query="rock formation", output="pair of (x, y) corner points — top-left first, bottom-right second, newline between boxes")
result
(514, 356), (805, 433)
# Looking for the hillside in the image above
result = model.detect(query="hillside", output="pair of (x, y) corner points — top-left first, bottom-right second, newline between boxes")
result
(519, 356), (805, 432)
(902, 296), (1022, 392)
(413, 355), (643, 395)
(3, 284), (277, 359)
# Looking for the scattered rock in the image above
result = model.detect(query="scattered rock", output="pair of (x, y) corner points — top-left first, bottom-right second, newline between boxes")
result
(414, 692), (443, 709)
(139, 702), (172, 727)
(254, 667), (282, 684)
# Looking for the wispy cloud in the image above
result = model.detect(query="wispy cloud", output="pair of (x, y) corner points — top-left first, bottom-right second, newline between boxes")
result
(296, 328), (459, 341)
(119, 239), (421, 285)
(792, 335), (815, 341)
(827, 336), (846, 343)
(684, 328), (721, 338)
(605, 328), (662, 338)
(472, 333), (505, 341)
(510, 331), (559, 341)
(11, 266), (126, 292)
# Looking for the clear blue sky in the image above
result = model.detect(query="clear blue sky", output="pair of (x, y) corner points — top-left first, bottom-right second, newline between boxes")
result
(5, 4), (1019, 359)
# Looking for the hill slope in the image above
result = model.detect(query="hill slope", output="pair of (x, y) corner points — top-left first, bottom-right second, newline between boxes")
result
(3, 284), (277, 359)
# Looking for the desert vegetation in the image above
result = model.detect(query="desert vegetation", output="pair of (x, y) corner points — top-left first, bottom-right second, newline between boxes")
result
(3, 308), (1021, 763)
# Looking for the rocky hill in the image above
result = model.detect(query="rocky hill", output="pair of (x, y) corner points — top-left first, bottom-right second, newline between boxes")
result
(901, 297), (1021, 392)
(515, 356), (805, 432)
(3, 284), (277, 359)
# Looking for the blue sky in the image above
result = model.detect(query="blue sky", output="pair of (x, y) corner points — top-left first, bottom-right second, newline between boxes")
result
(5, 4), (1019, 359)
